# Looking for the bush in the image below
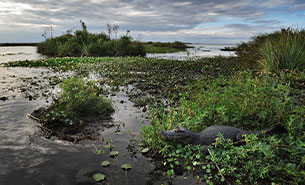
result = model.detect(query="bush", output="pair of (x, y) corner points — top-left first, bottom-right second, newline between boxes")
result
(235, 28), (305, 70)
(44, 77), (115, 126)
(260, 28), (305, 72)
(37, 22), (146, 57)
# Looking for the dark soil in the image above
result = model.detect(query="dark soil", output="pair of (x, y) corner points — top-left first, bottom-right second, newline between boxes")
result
(30, 107), (114, 143)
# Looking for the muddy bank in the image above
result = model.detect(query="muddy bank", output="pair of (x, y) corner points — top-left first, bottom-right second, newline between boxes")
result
(29, 106), (115, 142)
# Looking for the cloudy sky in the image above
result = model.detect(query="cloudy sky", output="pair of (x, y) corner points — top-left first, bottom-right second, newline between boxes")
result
(0, 0), (304, 43)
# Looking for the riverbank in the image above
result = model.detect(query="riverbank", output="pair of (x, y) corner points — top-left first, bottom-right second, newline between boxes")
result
(3, 53), (304, 184)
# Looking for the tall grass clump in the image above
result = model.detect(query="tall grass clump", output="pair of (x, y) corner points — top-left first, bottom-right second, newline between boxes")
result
(260, 28), (305, 73)
(235, 28), (305, 69)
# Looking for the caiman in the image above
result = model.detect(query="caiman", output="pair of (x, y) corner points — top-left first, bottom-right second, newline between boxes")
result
(160, 124), (286, 145)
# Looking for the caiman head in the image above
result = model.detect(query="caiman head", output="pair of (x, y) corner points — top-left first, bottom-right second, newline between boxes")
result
(160, 126), (196, 145)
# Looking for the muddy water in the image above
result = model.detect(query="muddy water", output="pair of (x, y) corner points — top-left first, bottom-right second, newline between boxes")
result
(0, 67), (201, 185)
(0, 46), (45, 63)
(0, 47), (201, 184)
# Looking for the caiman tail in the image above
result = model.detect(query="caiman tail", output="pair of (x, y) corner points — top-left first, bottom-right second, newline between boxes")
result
(235, 124), (287, 141)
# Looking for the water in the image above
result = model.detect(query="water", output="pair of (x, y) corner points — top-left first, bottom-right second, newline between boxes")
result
(0, 46), (45, 64)
(0, 67), (160, 184)
(0, 47), (202, 184)
(147, 43), (236, 60)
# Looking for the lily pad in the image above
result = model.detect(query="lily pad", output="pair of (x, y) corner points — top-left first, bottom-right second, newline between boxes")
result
(109, 151), (119, 157)
(137, 143), (146, 147)
(96, 150), (104, 155)
(121, 163), (132, 171)
(104, 144), (113, 149)
(141, 148), (149, 153)
(93, 173), (105, 182)
(101, 160), (111, 167)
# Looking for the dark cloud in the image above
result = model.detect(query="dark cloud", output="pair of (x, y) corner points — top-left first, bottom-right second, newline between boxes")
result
(0, 0), (304, 42)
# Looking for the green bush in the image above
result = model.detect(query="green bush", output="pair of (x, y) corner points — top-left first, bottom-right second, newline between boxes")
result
(44, 77), (114, 126)
(143, 41), (189, 53)
(37, 22), (146, 57)
(260, 28), (305, 72)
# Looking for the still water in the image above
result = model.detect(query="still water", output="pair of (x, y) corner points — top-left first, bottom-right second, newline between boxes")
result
(0, 46), (45, 64)
(147, 43), (236, 60)
(0, 45), (234, 184)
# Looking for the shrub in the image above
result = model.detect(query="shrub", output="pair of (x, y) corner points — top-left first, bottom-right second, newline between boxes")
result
(44, 77), (114, 126)
(259, 28), (305, 72)
(235, 28), (305, 70)
(37, 22), (146, 57)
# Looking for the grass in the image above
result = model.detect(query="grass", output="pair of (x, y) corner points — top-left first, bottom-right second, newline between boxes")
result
(259, 28), (305, 73)
(143, 41), (190, 53)
(235, 28), (305, 68)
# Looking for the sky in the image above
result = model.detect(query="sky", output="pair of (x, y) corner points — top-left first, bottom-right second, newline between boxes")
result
(0, 0), (305, 44)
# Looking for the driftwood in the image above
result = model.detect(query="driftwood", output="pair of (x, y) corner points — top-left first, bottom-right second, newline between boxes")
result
(26, 113), (53, 134)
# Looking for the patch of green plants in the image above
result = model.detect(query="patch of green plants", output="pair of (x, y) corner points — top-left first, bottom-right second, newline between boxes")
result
(259, 28), (305, 73)
(5, 42), (305, 183)
(37, 21), (146, 57)
(43, 77), (114, 127)
(235, 28), (305, 69)
(142, 70), (305, 184)
(143, 41), (190, 53)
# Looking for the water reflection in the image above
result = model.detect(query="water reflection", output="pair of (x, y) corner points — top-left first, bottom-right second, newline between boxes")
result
(0, 46), (45, 64)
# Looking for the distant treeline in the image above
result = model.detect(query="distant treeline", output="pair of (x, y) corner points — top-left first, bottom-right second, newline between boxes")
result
(37, 21), (146, 57)
(143, 41), (191, 53)
(0, 43), (38, 47)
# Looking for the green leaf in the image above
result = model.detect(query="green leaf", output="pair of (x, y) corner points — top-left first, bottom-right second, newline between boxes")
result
(104, 144), (113, 149)
(138, 143), (146, 147)
(141, 148), (149, 153)
(167, 169), (174, 176)
(101, 160), (110, 167)
(121, 163), (132, 171)
(92, 173), (105, 182)
(109, 151), (119, 157)
(196, 154), (201, 159)
(96, 150), (104, 155)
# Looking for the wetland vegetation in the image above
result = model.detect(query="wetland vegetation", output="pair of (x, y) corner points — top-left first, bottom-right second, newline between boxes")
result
(36, 21), (190, 57)
(3, 28), (305, 184)
(143, 41), (190, 53)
